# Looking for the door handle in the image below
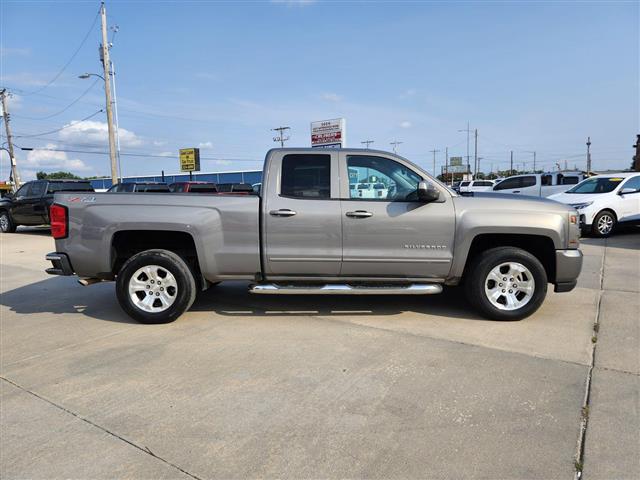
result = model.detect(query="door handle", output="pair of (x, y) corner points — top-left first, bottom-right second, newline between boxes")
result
(513, 191), (521, 194)
(346, 210), (373, 218)
(269, 209), (297, 217)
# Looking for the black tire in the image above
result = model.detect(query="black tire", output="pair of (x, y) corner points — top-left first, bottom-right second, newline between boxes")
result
(116, 249), (196, 324)
(464, 247), (548, 321)
(0, 210), (16, 233)
(591, 210), (616, 237)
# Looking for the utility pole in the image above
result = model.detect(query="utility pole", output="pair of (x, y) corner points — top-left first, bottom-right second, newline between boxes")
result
(445, 147), (449, 185)
(458, 122), (471, 175)
(429, 149), (440, 177)
(634, 134), (640, 172)
(361, 140), (374, 149)
(510, 150), (514, 174)
(0, 89), (21, 190)
(272, 126), (290, 147)
(473, 128), (478, 177)
(390, 140), (403, 154)
(99, 2), (118, 185)
(533, 151), (536, 172)
(586, 137), (592, 174)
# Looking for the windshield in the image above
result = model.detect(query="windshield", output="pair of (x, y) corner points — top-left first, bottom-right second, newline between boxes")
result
(566, 177), (624, 194)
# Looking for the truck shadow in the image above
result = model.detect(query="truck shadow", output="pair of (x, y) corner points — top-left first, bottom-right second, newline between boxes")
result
(0, 277), (485, 324)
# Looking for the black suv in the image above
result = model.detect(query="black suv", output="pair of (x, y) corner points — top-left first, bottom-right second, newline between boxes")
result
(0, 179), (94, 233)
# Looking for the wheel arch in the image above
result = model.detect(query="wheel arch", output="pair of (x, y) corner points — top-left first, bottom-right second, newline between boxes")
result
(455, 233), (557, 284)
(110, 230), (207, 289)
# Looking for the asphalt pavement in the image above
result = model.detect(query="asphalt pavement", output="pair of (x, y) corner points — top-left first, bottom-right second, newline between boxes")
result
(1, 227), (638, 479)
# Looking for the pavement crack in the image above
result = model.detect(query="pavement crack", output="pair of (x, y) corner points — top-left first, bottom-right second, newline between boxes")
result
(574, 237), (607, 479)
(0, 376), (203, 480)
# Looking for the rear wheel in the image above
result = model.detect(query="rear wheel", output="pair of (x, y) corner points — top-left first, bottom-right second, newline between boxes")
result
(465, 247), (547, 321)
(116, 249), (196, 324)
(0, 211), (16, 233)
(591, 210), (616, 237)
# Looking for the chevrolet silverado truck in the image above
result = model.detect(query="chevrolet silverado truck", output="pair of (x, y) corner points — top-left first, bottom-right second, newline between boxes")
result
(45, 148), (583, 324)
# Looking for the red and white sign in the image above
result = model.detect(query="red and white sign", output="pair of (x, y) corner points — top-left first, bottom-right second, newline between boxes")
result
(311, 118), (346, 148)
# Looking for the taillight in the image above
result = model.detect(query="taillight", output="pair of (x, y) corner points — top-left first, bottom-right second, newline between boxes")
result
(50, 204), (68, 239)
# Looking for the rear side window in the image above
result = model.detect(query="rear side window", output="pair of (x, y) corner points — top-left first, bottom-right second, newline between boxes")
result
(561, 176), (579, 185)
(281, 154), (331, 199)
(494, 177), (520, 190)
(29, 182), (46, 197)
(521, 176), (536, 188)
(47, 182), (93, 193)
(474, 181), (493, 187)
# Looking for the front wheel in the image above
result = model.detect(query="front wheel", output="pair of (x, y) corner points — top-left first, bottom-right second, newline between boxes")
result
(116, 249), (196, 324)
(591, 210), (616, 237)
(465, 247), (548, 321)
(0, 211), (16, 233)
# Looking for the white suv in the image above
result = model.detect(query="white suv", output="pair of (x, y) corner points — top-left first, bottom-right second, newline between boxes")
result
(548, 172), (640, 237)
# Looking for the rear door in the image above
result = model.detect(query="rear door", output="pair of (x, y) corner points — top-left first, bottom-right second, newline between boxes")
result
(338, 152), (455, 279)
(263, 151), (342, 276)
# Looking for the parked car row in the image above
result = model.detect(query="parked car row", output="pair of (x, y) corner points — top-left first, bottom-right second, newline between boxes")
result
(0, 180), (256, 233)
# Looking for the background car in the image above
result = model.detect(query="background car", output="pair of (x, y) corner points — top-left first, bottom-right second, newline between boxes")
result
(108, 182), (171, 193)
(548, 172), (640, 237)
(0, 179), (94, 233)
(466, 180), (495, 193)
(169, 182), (218, 193)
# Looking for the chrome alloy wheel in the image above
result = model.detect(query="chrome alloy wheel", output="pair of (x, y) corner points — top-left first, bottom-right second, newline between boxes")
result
(128, 265), (178, 313)
(484, 262), (535, 311)
(597, 213), (614, 235)
(0, 214), (9, 232)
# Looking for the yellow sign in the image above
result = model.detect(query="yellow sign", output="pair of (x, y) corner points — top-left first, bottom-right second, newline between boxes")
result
(179, 148), (201, 172)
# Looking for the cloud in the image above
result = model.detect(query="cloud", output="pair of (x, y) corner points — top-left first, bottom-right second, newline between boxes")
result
(0, 47), (30, 57)
(22, 144), (90, 172)
(322, 92), (342, 102)
(198, 141), (214, 149)
(399, 121), (412, 129)
(59, 120), (143, 147)
(157, 151), (174, 157)
(153, 140), (168, 147)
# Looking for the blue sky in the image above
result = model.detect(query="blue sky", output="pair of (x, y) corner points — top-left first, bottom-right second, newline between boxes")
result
(1, 0), (638, 180)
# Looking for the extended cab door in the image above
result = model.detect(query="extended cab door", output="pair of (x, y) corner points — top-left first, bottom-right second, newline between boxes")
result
(12, 181), (47, 225)
(263, 151), (342, 276)
(338, 152), (455, 279)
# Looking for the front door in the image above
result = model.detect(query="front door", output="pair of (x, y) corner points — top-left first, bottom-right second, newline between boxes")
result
(12, 182), (46, 225)
(339, 153), (455, 279)
(263, 151), (342, 276)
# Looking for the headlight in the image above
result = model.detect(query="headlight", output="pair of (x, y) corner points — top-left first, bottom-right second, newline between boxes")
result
(570, 202), (593, 210)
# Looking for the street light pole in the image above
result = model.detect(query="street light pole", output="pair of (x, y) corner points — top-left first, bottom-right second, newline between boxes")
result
(0, 89), (21, 190)
(99, 2), (118, 185)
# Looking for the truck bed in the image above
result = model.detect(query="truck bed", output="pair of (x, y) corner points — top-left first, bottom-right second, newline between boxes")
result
(53, 192), (261, 281)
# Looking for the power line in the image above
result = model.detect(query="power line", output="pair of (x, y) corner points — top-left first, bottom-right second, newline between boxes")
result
(19, 8), (101, 97)
(14, 109), (104, 138)
(271, 126), (290, 147)
(12, 79), (100, 121)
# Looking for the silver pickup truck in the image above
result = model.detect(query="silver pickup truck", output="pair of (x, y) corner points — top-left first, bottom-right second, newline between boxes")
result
(45, 148), (583, 324)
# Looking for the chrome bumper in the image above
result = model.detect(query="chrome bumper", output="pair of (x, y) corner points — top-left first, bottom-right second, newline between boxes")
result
(554, 249), (583, 292)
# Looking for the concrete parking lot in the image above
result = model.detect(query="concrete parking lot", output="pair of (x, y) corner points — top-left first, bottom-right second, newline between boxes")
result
(1, 228), (638, 479)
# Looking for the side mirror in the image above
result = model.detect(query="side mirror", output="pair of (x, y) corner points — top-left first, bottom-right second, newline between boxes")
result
(619, 188), (637, 195)
(417, 181), (440, 202)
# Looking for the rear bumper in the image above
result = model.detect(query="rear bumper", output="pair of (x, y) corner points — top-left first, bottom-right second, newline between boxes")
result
(554, 249), (583, 293)
(45, 252), (74, 276)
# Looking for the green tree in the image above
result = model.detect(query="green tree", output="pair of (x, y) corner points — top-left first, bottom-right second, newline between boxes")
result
(36, 171), (82, 180)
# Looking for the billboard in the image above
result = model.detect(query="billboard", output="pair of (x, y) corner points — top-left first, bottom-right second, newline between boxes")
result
(450, 156), (463, 166)
(179, 148), (201, 172)
(311, 118), (346, 148)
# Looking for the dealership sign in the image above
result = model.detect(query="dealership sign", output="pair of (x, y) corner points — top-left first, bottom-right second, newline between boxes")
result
(450, 156), (463, 166)
(179, 148), (201, 172)
(311, 118), (346, 148)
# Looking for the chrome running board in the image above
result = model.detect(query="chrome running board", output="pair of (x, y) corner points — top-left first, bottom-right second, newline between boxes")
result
(249, 283), (442, 295)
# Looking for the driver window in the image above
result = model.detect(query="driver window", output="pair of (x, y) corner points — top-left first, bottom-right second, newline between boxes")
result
(346, 155), (422, 201)
(15, 183), (32, 198)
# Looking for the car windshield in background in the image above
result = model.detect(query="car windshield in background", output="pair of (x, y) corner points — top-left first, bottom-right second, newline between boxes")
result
(566, 177), (624, 194)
